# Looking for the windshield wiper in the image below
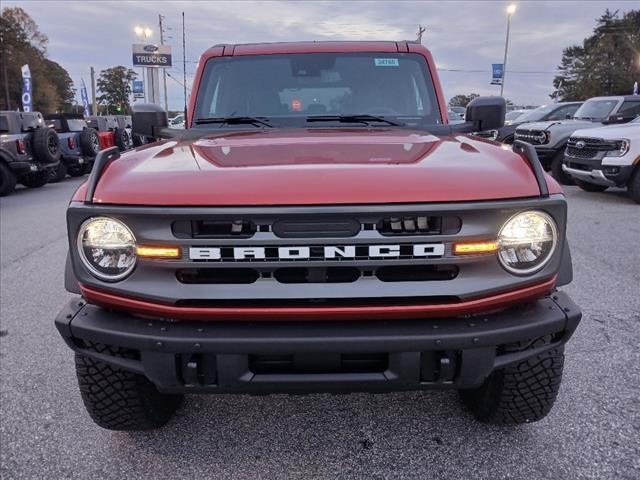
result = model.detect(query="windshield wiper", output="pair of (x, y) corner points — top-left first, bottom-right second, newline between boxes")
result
(306, 114), (404, 127)
(193, 116), (273, 128)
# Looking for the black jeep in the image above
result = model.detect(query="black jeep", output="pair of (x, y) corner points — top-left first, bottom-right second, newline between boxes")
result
(0, 111), (60, 196)
(45, 114), (101, 182)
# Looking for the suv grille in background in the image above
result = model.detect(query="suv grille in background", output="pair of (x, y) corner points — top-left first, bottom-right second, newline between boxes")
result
(566, 137), (620, 159)
(514, 129), (547, 145)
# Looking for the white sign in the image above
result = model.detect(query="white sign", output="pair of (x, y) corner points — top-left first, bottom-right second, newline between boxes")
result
(132, 44), (172, 68)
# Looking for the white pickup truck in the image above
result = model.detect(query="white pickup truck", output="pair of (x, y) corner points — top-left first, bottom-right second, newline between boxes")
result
(563, 117), (640, 203)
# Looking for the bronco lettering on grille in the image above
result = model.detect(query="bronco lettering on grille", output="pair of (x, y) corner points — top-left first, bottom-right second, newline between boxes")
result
(189, 244), (445, 261)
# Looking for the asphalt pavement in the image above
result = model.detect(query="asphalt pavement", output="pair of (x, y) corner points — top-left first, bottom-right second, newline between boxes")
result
(1, 178), (638, 479)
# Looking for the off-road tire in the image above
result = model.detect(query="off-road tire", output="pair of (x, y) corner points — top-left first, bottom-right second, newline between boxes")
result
(32, 127), (61, 164)
(550, 148), (574, 185)
(79, 128), (100, 157)
(132, 133), (146, 147)
(0, 161), (17, 196)
(75, 344), (183, 431)
(20, 170), (49, 188)
(628, 167), (640, 205)
(114, 127), (131, 151)
(48, 162), (68, 183)
(460, 336), (564, 424)
(575, 179), (608, 193)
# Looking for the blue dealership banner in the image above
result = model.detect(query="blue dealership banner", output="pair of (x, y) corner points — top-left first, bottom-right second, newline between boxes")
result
(80, 79), (90, 116)
(21, 64), (32, 112)
(132, 79), (144, 99)
(491, 63), (503, 85)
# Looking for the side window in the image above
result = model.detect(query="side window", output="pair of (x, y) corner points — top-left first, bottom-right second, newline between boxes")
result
(616, 101), (640, 119)
(548, 105), (573, 120)
(565, 104), (580, 117)
(0, 116), (9, 133)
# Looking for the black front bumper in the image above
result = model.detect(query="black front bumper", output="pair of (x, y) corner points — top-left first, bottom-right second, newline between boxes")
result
(55, 292), (581, 394)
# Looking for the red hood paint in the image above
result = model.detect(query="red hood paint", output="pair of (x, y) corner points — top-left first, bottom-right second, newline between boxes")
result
(74, 128), (561, 206)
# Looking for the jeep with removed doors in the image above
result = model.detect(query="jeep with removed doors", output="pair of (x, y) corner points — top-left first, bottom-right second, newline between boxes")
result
(45, 114), (101, 182)
(86, 115), (132, 152)
(563, 116), (640, 203)
(515, 96), (640, 184)
(56, 41), (581, 431)
(0, 110), (60, 195)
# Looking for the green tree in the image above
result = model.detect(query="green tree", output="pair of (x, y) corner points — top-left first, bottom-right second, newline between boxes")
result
(449, 94), (479, 107)
(0, 6), (75, 112)
(97, 66), (137, 114)
(552, 9), (640, 101)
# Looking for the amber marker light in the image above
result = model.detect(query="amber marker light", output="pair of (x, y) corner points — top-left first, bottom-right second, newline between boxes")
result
(453, 241), (499, 255)
(136, 246), (182, 259)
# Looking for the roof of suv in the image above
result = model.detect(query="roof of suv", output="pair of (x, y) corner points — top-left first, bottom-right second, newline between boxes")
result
(204, 40), (419, 57)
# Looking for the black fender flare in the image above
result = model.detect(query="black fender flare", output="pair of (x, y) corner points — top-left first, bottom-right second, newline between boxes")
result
(556, 238), (573, 287)
(65, 251), (81, 294)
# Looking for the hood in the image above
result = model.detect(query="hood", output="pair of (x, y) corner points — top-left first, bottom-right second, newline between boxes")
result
(517, 119), (595, 132)
(571, 122), (640, 139)
(79, 128), (552, 206)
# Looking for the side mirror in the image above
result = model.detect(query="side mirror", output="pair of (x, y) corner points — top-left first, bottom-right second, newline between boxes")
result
(602, 114), (629, 125)
(132, 103), (168, 138)
(465, 96), (506, 131)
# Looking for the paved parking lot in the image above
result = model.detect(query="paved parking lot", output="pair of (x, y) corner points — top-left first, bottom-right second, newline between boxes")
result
(1, 179), (638, 479)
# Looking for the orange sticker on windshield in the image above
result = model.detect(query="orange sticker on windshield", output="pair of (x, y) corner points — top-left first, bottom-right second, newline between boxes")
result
(291, 99), (302, 111)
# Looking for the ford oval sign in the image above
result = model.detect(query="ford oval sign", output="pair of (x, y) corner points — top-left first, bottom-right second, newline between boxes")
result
(143, 44), (159, 53)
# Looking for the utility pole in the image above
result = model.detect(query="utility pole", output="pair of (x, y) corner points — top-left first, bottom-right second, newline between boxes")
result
(182, 11), (187, 126)
(1, 29), (10, 109)
(416, 25), (426, 44)
(90, 66), (97, 115)
(159, 14), (169, 111)
(500, 4), (517, 97)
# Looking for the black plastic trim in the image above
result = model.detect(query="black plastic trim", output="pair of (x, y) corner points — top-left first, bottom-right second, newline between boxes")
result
(84, 146), (120, 203)
(513, 140), (549, 197)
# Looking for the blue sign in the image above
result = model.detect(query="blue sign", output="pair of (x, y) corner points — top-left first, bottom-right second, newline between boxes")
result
(21, 64), (32, 112)
(491, 63), (503, 85)
(132, 80), (144, 94)
(80, 79), (90, 117)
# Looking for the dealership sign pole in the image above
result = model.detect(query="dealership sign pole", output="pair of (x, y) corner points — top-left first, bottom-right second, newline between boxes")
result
(21, 64), (32, 112)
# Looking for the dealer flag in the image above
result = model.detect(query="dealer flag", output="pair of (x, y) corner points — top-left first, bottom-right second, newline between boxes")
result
(80, 79), (91, 116)
(21, 64), (32, 112)
(634, 81), (638, 95)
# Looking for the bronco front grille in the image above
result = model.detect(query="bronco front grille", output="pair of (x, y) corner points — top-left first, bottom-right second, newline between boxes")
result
(67, 198), (568, 306)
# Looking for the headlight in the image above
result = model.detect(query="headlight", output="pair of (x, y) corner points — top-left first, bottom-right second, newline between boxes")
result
(77, 217), (136, 281)
(497, 211), (557, 275)
(607, 139), (630, 157)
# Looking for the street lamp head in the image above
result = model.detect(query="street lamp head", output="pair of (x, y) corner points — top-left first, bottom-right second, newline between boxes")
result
(507, 4), (517, 15)
(134, 26), (143, 36)
(144, 28), (153, 38)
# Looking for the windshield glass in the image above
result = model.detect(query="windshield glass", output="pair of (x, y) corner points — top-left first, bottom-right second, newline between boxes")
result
(194, 53), (442, 127)
(505, 110), (525, 121)
(574, 99), (618, 120)
(67, 119), (87, 131)
(515, 105), (557, 123)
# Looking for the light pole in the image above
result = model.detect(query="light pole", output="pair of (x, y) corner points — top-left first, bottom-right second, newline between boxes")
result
(500, 4), (517, 97)
(134, 26), (153, 103)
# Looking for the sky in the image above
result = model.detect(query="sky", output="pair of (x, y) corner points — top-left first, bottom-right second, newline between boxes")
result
(6, 0), (638, 111)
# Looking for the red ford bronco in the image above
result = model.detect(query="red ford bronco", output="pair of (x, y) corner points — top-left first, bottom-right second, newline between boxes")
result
(56, 41), (581, 430)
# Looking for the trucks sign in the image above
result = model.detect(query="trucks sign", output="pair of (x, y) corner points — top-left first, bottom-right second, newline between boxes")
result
(132, 43), (172, 67)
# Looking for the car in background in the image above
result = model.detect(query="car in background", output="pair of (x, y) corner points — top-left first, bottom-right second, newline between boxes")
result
(504, 109), (527, 125)
(45, 114), (100, 182)
(86, 116), (132, 152)
(476, 102), (582, 144)
(514, 96), (639, 183)
(562, 116), (640, 203)
(169, 113), (185, 129)
(0, 110), (60, 195)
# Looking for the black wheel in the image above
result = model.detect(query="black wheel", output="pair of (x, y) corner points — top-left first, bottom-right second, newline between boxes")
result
(0, 161), (17, 196)
(550, 149), (574, 185)
(75, 344), (183, 431)
(628, 167), (640, 205)
(460, 336), (564, 424)
(32, 127), (61, 164)
(48, 162), (68, 183)
(20, 170), (49, 188)
(114, 127), (131, 151)
(132, 133), (146, 147)
(79, 128), (100, 157)
(574, 179), (608, 192)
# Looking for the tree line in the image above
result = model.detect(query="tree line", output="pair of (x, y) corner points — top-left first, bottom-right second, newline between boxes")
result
(449, 9), (639, 107)
(1, 7), (137, 114)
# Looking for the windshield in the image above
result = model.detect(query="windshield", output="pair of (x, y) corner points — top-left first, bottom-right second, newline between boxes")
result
(515, 105), (557, 123)
(193, 53), (442, 127)
(67, 119), (87, 131)
(574, 99), (618, 120)
(505, 110), (525, 121)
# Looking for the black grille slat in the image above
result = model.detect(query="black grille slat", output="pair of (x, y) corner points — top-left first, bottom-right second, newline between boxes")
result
(273, 218), (360, 238)
(377, 215), (459, 236)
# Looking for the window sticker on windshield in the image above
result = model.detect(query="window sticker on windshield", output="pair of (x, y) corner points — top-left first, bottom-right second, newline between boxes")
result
(374, 58), (399, 67)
